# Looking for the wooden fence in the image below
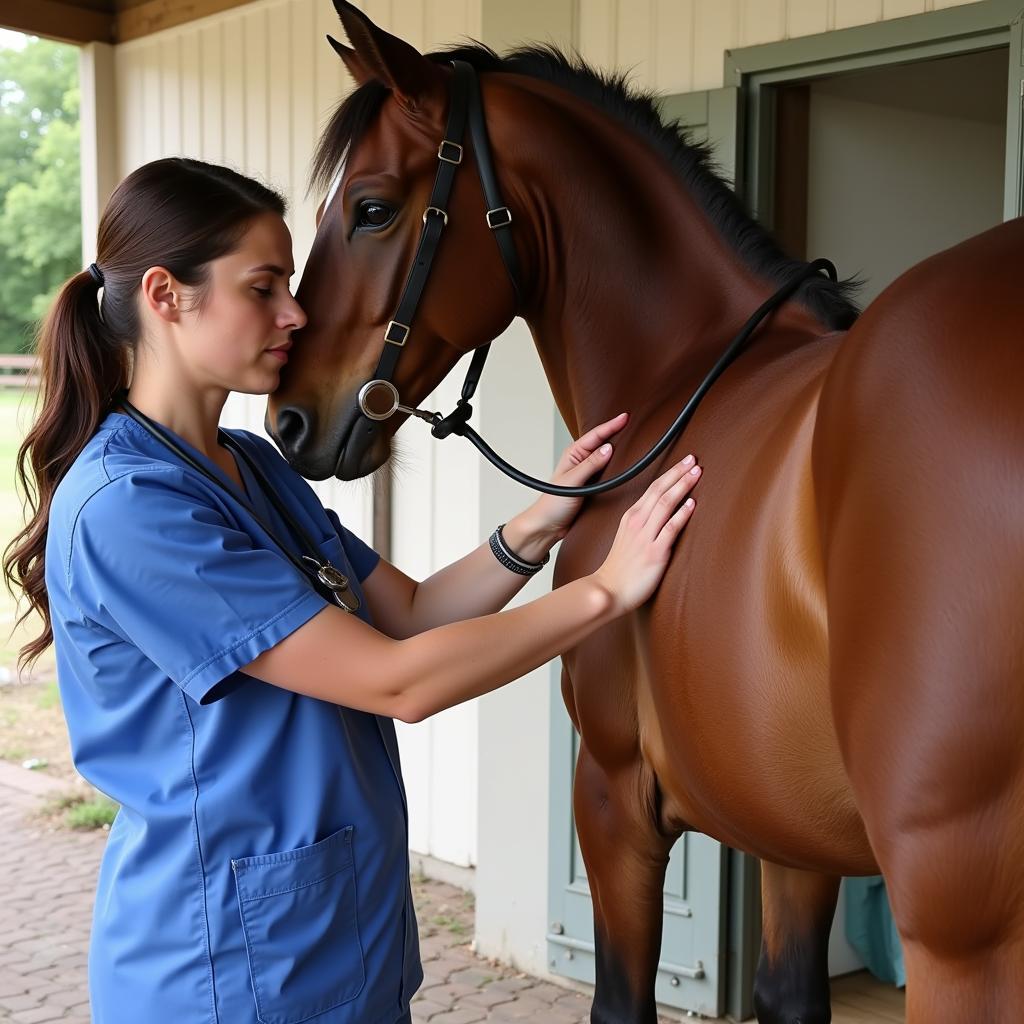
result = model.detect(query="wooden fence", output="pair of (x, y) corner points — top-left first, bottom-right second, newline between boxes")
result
(0, 355), (39, 390)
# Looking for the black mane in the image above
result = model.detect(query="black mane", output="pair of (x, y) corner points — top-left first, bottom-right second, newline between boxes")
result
(311, 41), (860, 330)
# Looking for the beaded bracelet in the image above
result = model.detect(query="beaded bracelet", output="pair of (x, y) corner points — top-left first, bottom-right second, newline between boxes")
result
(488, 523), (551, 576)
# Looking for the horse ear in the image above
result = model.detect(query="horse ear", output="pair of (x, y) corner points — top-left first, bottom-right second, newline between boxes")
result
(325, 35), (376, 87)
(331, 0), (443, 111)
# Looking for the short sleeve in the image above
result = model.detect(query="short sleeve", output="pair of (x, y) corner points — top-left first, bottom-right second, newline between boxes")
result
(68, 468), (330, 705)
(324, 508), (380, 583)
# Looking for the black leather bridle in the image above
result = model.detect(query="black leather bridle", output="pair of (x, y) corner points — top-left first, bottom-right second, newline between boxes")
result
(354, 59), (838, 497)
(355, 61), (517, 440)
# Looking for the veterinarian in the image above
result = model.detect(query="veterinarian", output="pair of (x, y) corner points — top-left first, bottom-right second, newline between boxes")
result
(7, 157), (702, 1023)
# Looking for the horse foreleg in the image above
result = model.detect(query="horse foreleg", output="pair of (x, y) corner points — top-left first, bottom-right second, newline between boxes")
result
(753, 862), (839, 1024)
(573, 741), (674, 1024)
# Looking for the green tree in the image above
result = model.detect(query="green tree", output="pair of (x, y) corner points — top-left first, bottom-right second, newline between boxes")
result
(0, 37), (80, 354)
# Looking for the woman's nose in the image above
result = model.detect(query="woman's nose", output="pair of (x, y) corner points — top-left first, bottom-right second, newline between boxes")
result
(280, 298), (307, 331)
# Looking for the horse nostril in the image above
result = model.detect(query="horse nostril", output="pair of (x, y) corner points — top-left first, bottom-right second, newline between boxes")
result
(275, 407), (313, 458)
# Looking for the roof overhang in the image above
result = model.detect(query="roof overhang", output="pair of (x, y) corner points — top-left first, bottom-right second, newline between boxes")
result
(1, 0), (258, 46)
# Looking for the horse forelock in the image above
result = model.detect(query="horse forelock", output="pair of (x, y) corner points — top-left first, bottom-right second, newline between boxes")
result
(311, 41), (860, 330)
(323, 152), (348, 213)
(309, 78), (390, 201)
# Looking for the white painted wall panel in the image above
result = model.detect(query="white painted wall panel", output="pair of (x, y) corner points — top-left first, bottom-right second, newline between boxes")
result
(740, 0), (786, 47)
(786, 0), (830, 37)
(576, 0), (983, 92)
(654, 1), (695, 94)
(883, 0), (929, 18)
(835, 0), (883, 29)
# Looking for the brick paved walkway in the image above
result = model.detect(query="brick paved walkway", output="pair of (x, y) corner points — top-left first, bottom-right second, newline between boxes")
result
(0, 764), (638, 1024)
(0, 769), (97, 1023)
(409, 872), (637, 1024)
(0, 763), (904, 1024)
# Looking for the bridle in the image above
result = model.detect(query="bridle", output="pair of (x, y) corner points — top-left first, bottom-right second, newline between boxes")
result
(354, 60), (518, 441)
(352, 59), (838, 497)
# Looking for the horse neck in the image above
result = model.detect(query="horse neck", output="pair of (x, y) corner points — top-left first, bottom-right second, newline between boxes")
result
(490, 75), (822, 438)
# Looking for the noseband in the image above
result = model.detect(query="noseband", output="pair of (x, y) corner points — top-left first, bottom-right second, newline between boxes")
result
(356, 59), (837, 497)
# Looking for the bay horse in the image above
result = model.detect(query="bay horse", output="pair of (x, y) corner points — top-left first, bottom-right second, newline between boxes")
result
(267, 3), (1024, 1021)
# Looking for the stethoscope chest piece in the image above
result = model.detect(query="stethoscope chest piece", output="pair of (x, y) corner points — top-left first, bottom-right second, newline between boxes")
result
(302, 555), (361, 613)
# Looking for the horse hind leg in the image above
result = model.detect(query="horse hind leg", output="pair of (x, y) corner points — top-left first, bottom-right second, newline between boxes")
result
(855, 763), (1024, 1022)
(825, 549), (1024, 1020)
(819, 476), (1024, 1017)
(572, 741), (675, 1024)
(812, 213), (1024, 1021)
(753, 863), (839, 1024)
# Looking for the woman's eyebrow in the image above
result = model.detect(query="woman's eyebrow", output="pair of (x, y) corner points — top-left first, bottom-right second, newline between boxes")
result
(248, 263), (295, 276)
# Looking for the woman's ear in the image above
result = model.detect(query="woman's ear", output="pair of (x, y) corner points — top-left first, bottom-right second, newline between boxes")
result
(330, 0), (445, 113)
(140, 267), (182, 324)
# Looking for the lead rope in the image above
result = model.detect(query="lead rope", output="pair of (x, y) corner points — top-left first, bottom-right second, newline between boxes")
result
(418, 258), (839, 496)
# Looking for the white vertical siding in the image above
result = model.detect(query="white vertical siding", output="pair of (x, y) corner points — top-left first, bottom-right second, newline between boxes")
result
(111, 0), (482, 868)
(576, 0), (983, 91)
(786, 0), (830, 37)
(740, 0), (787, 47)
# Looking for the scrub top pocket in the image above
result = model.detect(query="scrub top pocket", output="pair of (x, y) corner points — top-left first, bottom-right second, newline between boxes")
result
(232, 825), (366, 1024)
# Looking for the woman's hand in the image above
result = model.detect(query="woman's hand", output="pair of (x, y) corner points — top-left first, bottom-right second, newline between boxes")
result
(520, 412), (630, 543)
(592, 454), (701, 614)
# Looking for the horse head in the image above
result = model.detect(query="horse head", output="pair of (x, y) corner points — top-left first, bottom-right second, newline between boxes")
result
(268, 0), (524, 480)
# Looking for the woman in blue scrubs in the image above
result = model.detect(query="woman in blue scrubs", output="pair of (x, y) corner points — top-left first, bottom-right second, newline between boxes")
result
(5, 157), (701, 1024)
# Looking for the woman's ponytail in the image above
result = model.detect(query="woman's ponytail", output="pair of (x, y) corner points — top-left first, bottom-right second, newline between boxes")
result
(3, 267), (129, 678)
(2, 157), (286, 679)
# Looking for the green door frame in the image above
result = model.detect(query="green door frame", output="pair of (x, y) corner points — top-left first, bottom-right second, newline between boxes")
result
(1009, 11), (1024, 216)
(723, 0), (1024, 225)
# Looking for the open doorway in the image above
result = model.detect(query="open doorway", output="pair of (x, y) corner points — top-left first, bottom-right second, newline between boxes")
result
(765, 42), (1010, 984)
(772, 46), (1009, 305)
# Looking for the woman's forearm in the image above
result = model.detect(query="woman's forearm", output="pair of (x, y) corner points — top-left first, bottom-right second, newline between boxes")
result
(407, 505), (559, 632)
(393, 573), (617, 722)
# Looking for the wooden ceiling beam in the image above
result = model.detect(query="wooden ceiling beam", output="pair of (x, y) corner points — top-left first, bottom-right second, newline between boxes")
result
(1, 0), (265, 46)
(0, 0), (116, 45)
(115, 0), (257, 42)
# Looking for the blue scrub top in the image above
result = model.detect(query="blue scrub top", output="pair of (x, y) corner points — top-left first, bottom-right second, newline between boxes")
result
(44, 410), (422, 1024)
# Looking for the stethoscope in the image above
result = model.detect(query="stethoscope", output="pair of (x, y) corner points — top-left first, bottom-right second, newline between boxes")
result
(114, 390), (360, 614)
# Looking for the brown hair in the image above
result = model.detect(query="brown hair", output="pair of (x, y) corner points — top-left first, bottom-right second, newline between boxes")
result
(3, 157), (286, 677)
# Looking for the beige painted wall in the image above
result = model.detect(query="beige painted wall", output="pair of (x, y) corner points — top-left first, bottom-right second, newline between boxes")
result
(576, 0), (984, 92)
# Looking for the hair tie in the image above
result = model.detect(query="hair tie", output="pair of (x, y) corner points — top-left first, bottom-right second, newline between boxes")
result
(87, 262), (104, 287)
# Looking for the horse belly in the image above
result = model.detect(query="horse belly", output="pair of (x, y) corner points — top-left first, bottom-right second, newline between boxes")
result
(635, 616), (876, 874)
(630, 374), (876, 873)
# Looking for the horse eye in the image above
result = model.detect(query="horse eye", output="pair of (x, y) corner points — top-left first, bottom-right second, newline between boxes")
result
(356, 201), (396, 230)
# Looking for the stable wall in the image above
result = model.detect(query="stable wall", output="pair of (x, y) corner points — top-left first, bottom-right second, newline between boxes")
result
(576, 0), (983, 93)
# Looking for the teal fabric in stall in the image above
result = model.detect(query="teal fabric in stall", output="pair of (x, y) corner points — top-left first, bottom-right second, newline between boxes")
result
(844, 876), (905, 987)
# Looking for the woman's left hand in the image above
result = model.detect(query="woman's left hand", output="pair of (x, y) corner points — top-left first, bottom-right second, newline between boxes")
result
(524, 412), (629, 542)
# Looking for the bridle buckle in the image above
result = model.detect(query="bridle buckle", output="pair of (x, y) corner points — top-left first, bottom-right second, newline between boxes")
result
(384, 320), (410, 346)
(438, 140), (463, 164)
(486, 207), (512, 229)
(423, 206), (449, 226)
